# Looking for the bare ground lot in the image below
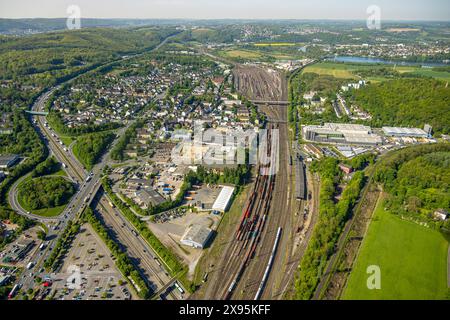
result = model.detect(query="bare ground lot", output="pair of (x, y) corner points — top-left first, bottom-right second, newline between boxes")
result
(148, 210), (221, 275)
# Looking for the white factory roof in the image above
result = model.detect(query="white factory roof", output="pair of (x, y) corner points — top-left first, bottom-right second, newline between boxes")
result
(180, 224), (213, 249)
(212, 186), (235, 212)
(382, 127), (428, 136)
(325, 123), (372, 133)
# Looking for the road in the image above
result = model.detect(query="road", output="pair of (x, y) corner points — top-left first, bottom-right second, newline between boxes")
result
(10, 32), (181, 298)
(92, 193), (182, 300)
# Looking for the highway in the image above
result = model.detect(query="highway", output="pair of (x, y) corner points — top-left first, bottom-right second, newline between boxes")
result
(92, 193), (182, 300)
(10, 32), (182, 298)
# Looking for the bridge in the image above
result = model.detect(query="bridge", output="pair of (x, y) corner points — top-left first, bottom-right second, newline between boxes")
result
(250, 100), (289, 106)
(26, 110), (49, 116)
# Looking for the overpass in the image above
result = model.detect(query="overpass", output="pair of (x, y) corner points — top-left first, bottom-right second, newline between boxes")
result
(26, 110), (49, 116)
(250, 100), (289, 106)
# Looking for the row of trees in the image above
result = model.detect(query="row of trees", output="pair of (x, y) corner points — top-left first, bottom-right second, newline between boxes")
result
(102, 178), (191, 291)
(110, 120), (145, 161)
(295, 158), (366, 299)
(83, 208), (150, 299)
(44, 221), (80, 270)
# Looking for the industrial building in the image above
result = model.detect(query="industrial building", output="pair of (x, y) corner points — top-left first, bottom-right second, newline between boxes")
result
(0, 154), (19, 169)
(302, 123), (382, 146)
(180, 224), (213, 249)
(382, 126), (430, 138)
(211, 186), (235, 213)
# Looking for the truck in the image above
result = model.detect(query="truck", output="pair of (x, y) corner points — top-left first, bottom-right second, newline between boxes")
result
(8, 284), (20, 299)
(174, 281), (184, 294)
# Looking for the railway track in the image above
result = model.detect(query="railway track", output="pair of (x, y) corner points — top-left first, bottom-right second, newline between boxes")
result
(205, 125), (277, 300)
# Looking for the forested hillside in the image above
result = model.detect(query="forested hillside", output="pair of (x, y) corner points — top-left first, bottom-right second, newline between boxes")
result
(349, 79), (450, 134)
(374, 143), (450, 229)
(0, 27), (176, 108)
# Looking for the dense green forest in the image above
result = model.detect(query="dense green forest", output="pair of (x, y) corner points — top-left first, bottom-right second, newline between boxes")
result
(72, 132), (116, 170)
(18, 176), (75, 210)
(31, 156), (60, 178)
(349, 79), (450, 135)
(374, 143), (450, 229)
(294, 158), (366, 299)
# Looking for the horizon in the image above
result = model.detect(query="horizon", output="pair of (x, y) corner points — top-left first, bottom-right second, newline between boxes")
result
(1, 0), (449, 21)
(1, 17), (450, 23)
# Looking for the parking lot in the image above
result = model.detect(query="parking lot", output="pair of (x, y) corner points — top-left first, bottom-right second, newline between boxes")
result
(50, 224), (135, 300)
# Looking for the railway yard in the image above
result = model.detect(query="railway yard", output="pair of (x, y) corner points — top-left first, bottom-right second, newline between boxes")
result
(197, 64), (320, 300)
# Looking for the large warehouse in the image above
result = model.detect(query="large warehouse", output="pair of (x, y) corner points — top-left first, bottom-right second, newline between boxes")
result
(180, 224), (213, 249)
(382, 126), (429, 138)
(302, 123), (382, 146)
(212, 186), (235, 213)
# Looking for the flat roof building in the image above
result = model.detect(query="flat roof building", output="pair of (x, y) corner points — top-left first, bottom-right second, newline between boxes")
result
(0, 154), (19, 169)
(382, 126), (429, 138)
(302, 123), (382, 146)
(180, 224), (213, 249)
(212, 186), (235, 213)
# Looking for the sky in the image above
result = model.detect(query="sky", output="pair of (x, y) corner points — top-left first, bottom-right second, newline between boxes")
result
(1, 0), (449, 21)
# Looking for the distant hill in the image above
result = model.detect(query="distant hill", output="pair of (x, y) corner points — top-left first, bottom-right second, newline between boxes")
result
(0, 18), (183, 34)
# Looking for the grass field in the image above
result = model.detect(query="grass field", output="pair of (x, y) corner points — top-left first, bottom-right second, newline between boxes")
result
(218, 49), (263, 60)
(302, 62), (360, 79)
(343, 198), (449, 300)
(302, 62), (450, 82)
(59, 135), (74, 147)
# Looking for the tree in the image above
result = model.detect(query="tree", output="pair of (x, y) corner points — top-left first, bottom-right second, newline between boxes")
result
(37, 230), (46, 241)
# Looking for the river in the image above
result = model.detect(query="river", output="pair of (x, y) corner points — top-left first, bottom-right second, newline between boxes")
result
(328, 56), (448, 68)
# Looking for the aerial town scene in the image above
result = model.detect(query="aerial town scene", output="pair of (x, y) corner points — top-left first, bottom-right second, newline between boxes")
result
(0, 0), (449, 314)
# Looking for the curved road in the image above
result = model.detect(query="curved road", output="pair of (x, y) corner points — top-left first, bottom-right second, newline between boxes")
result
(11, 32), (182, 297)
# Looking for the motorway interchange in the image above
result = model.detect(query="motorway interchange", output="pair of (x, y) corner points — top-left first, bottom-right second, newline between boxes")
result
(7, 47), (313, 302)
(10, 81), (184, 299)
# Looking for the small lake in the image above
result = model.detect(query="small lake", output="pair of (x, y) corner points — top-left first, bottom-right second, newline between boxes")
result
(328, 56), (448, 68)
